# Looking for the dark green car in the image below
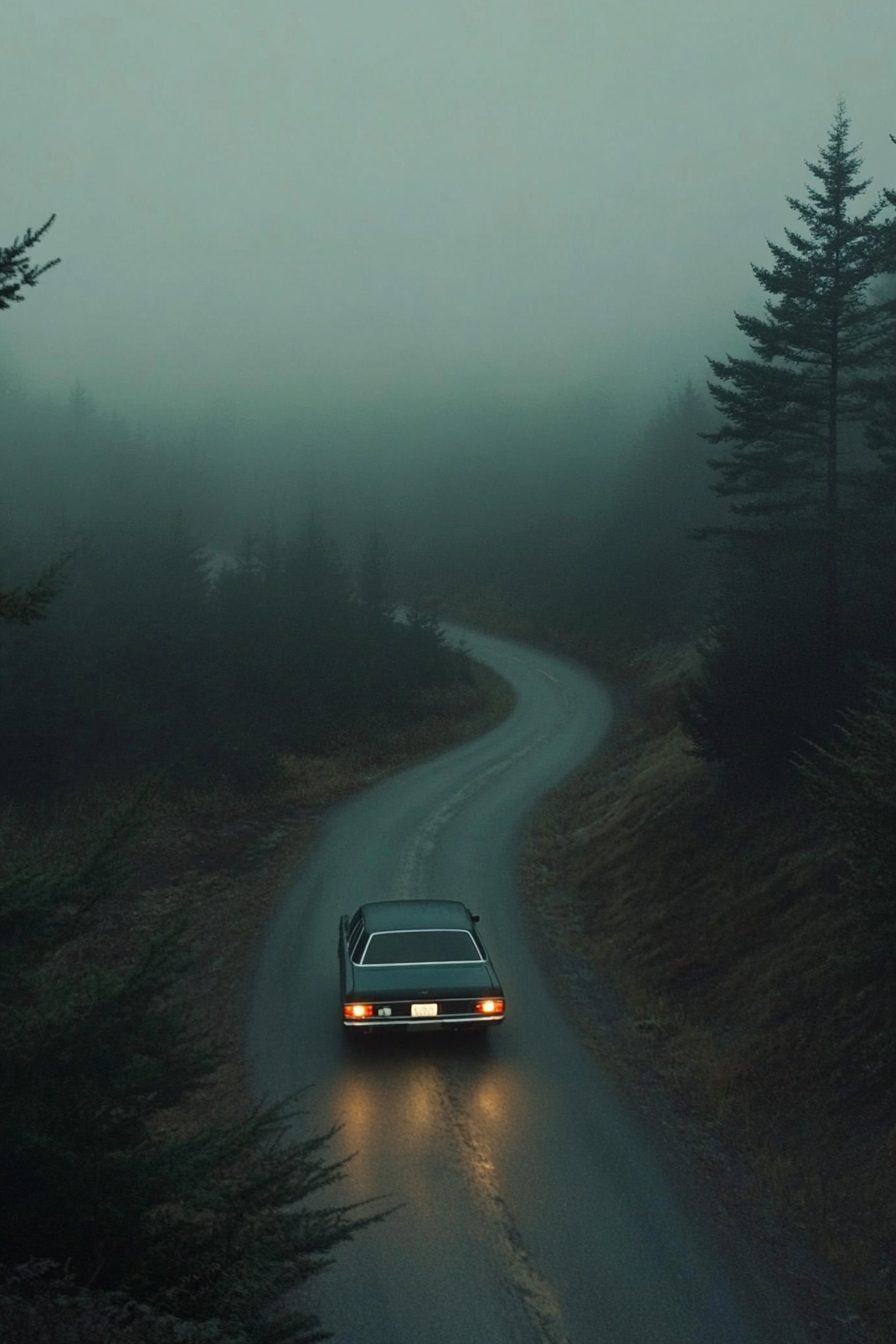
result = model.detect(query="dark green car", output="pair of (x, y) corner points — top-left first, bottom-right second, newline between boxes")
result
(338, 899), (505, 1033)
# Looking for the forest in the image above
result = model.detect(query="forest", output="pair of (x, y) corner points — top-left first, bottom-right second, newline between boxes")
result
(1, 103), (895, 1340)
(1, 228), (473, 1341)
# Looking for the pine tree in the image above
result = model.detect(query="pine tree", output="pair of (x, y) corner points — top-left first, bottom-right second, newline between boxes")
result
(865, 135), (896, 475)
(0, 216), (58, 310)
(576, 382), (719, 642)
(357, 523), (395, 636)
(685, 104), (895, 765)
(0, 552), (73, 625)
(0, 216), (65, 625)
(0, 812), (376, 1343)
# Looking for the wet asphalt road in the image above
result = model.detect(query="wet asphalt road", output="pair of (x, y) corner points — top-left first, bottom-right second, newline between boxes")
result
(248, 629), (808, 1344)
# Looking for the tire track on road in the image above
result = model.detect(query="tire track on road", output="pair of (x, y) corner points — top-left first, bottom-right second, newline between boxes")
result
(435, 1063), (574, 1344)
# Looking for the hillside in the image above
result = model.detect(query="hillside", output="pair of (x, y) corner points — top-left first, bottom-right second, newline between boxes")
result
(521, 644), (894, 1344)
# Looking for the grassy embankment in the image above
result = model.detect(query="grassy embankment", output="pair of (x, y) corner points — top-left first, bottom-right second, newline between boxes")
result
(521, 643), (894, 1344)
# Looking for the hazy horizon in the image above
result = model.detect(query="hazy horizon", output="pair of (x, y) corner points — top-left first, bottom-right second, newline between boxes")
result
(2, 0), (895, 435)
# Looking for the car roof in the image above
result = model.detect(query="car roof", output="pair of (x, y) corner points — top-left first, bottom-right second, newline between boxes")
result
(359, 899), (475, 933)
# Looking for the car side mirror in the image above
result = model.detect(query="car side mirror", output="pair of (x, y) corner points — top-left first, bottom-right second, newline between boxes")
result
(472, 914), (480, 923)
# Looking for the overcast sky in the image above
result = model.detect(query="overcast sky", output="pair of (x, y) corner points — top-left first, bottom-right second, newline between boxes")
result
(2, 0), (894, 425)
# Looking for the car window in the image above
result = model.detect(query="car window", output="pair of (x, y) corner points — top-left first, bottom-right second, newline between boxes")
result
(360, 929), (484, 965)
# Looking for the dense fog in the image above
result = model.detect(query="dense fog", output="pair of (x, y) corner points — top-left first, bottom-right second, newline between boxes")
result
(3, 13), (896, 1341)
(2, 1), (895, 785)
(3, 0), (895, 419)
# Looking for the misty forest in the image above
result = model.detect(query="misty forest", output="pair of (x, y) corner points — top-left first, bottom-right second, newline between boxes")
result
(2, 87), (896, 1344)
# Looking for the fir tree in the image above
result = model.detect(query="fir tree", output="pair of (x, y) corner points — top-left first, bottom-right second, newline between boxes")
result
(0, 811), (377, 1343)
(0, 216), (58, 310)
(357, 524), (394, 630)
(0, 552), (73, 626)
(865, 134), (896, 474)
(686, 104), (895, 765)
(0, 216), (64, 625)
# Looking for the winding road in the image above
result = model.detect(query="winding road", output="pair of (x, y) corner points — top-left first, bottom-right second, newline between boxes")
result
(249, 628), (807, 1344)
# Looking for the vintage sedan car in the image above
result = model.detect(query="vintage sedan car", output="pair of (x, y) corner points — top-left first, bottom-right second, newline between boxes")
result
(338, 899), (505, 1033)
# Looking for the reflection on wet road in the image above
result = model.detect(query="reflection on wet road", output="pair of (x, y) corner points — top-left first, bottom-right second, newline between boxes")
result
(329, 1040), (571, 1344)
(249, 629), (808, 1344)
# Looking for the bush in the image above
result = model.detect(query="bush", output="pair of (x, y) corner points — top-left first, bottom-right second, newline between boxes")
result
(0, 807), (378, 1342)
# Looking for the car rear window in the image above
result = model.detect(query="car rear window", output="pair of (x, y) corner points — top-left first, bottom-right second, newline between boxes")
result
(360, 929), (483, 965)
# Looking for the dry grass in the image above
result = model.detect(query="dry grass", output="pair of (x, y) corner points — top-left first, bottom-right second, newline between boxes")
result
(521, 643), (894, 1344)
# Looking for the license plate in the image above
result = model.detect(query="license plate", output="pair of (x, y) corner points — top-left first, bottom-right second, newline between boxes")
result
(411, 1003), (438, 1017)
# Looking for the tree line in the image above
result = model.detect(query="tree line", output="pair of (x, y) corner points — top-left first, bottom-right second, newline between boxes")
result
(0, 354), (467, 796)
(1, 498), (465, 793)
(2, 227), (467, 798)
(0, 218), (450, 1341)
(386, 105), (896, 755)
(678, 107), (896, 1112)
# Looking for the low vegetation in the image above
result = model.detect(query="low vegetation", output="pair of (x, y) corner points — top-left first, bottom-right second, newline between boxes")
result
(0, 793), (371, 1344)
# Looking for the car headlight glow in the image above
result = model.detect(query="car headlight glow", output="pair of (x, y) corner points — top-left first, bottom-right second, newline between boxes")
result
(475, 998), (504, 1015)
(344, 1003), (374, 1020)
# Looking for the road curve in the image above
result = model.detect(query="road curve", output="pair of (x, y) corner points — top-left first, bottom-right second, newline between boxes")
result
(248, 628), (806, 1344)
